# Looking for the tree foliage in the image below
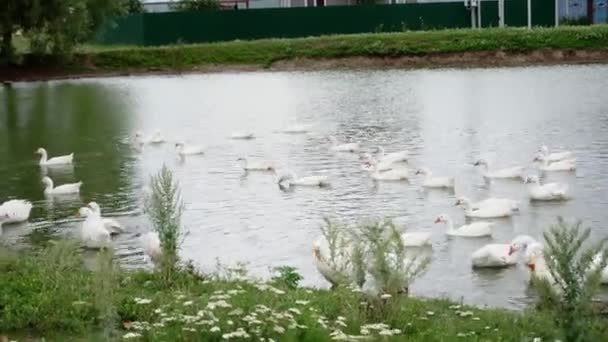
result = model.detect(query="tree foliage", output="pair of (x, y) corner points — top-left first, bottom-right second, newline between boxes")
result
(173, 0), (220, 11)
(0, 0), (127, 61)
(0, 0), (43, 60)
(124, 0), (145, 13)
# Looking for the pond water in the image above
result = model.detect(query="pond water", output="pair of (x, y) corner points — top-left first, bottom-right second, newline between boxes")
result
(1, 65), (608, 310)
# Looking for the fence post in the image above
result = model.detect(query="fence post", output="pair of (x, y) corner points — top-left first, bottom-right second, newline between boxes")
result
(527, 0), (531, 29)
(477, 0), (482, 29)
(555, 0), (559, 27)
(498, 0), (505, 27)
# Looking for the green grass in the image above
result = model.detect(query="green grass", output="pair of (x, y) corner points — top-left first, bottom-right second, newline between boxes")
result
(81, 25), (608, 71)
(2, 242), (606, 341)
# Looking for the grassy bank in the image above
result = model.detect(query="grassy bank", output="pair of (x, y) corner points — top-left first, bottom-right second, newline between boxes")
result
(3, 25), (608, 81)
(0, 242), (604, 342)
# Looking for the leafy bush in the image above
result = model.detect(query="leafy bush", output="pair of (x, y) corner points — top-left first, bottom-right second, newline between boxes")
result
(358, 219), (430, 296)
(532, 218), (608, 342)
(317, 218), (430, 296)
(271, 266), (303, 290)
(145, 165), (184, 284)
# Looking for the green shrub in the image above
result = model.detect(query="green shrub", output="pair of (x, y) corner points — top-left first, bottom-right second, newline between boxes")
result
(533, 218), (608, 342)
(145, 165), (184, 284)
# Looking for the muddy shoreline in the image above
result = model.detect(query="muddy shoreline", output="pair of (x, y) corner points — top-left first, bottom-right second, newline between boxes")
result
(2, 49), (608, 83)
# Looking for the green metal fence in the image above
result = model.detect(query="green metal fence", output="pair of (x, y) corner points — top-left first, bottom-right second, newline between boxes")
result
(96, 1), (556, 47)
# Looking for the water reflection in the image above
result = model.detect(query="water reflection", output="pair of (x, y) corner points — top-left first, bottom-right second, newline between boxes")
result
(1, 65), (608, 309)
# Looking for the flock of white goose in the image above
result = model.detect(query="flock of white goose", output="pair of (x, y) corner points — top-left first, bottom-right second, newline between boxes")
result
(1, 127), (605, 288)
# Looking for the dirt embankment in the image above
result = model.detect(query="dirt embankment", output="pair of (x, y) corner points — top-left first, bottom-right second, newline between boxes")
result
(1, 49), (608, 83)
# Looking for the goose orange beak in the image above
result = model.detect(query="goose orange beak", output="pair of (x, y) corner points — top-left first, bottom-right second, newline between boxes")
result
(527, 263), (536, 271)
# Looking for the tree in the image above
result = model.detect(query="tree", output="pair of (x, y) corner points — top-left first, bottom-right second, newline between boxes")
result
(173, 0), (220, 11)
(28, 0), (125, 56)
(0, 0), (42, 61)
(124, 0), (145, 13)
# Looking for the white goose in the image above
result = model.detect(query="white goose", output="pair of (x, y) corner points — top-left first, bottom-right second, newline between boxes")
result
(36, 148), (73, 166)
(329, 136), (360, 153)
(230, 131), (255, 140)
(590, 253), (608, 285)
(434, 214), (493, 237)
(415, 168), (455, 189)
(360, 153), (396, 172)
(376, 146), (409, 163)
(401, 232), (432, 247)
(455, 197), (519, 219)
(79, 203), (111, 249)
(42, 176), (82, 195)
(279, 124), (309, 134)
(78, 202), (123, 235)
(365, 162), (409, 182)
(471, 235), (535, 268)
(508, 235), (541, 257)
(278, 174), (330, 189)
(536, 145), (574, 163)
(474, 159), (525, 180)
(312, 236), (354, 288)
(141, 231), (162, 265)
(525, 244), (556, 284)
(524, 175), (570, 201)
(237, 158), (275, 171)
(0, 199), (33, 224)
(175, 142), (204, 156)
(149, 130), (165, 144)
(536, 158), (577, 172)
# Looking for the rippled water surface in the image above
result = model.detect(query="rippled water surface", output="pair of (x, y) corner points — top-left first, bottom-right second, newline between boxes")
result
(1, 65), (608, 309)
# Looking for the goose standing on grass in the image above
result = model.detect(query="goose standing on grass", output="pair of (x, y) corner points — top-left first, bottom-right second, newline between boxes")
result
(42, 176), (82, 195)
(278, 173), (330, 189)
(434, 214), (493, 237)
(328, 136), (360, 153)
(474, 159), (525, 180)
(141, 231), (162, 265)
(415, 168), (455, 189)
(78, 202), (123, 235)
(536, 145), (574, 163)
(524, 175), (570, 201)
(237, 158), (275, 171)
(470, 235), (536, 268)
(535, 158), (577, 172)
(375, 146), (409, 163)
(231, 131), (255, 140)
(0, 199), (33, 224)
(79, 203), (111, 249)
(175, 142), (204, 156)
(36, 148), (73, 166)
(455, 197), (519, 218)
(364, 162), (409, 181)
